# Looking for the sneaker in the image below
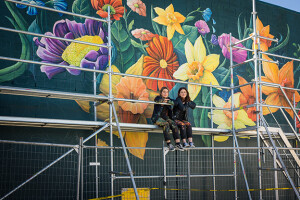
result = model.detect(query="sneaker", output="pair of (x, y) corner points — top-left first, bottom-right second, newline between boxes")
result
(183, 142), (190, 148)
(167, 144), (175, 151)
(175, 143), (184, 151)
(189, 142), (195, 148)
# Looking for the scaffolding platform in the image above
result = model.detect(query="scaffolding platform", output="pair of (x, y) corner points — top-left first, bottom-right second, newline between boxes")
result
(0, 116), (229, 134)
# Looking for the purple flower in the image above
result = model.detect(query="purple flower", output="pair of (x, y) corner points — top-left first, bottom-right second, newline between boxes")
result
(218, 33), (247, 64)
(34, 19), (108, 79)
(211, 34), (218, 46)
(195, 20), (210, 36)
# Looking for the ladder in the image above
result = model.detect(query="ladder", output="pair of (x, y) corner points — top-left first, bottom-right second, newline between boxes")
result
(259, 114), (300, 199)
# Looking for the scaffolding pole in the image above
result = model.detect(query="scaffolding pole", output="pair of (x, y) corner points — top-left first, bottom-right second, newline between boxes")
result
(187, 150), (191, 200)
(251, 0), (263, 198)
(106, 6), (115, 199)
(77, 138), (83, 200)
(94, 45), (99, 199)
(163, 142), (168, 200)
(212, 135), (216, 200)
(230, 32), (252, 200)
(273, 149), (279, 200)
(112, 103), (139, 199)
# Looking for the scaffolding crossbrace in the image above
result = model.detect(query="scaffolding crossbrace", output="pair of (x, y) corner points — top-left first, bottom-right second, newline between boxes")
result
(1, 0), (300, 199)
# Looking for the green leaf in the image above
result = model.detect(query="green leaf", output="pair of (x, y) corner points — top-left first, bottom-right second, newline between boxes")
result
(162, 26), (167, 37)
(213, 66), (231, 87)
(27, 19), (42, 42)
(218, 58), (227, 70)
(72, 0), (91, 23)
(292, 43), (297, 48)
(201, 86), (208, 104)
(184, 16), (196, 23)
(128, 20), (134, 32)
(193, 97), (201, 127)
(0, 17), (30, 82)
(244, 18), (247, 35)
(171, 25), (198, 53)
(151, 5), (161, 35)
(131, 39), (148, 48)
(243, 28), (251, 41)
(237, 13), (243, 40)
(131, 39), (141, 48)
(202, 135), (212, 147)
(112, 21), (128, 42)
(200, 108), (212, 146)
(5, 2), (28, 31)
(267, 24), (290, 53)
(111, 21), (135, 73)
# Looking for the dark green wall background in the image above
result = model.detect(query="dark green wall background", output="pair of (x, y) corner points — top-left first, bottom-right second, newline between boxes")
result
(0, 1), (300, 198)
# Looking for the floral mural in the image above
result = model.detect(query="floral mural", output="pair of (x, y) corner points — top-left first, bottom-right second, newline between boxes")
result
(1, 0), (299, 159)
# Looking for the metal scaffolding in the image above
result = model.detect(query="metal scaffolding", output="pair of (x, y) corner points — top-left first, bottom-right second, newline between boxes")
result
(0, 0), (300, 199)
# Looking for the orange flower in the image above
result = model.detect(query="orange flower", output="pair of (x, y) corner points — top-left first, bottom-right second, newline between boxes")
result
(116, 76), (149, 114)
(261, 55), (300, 118)
(250, 17), (274, 52)
(119, 107), (140, 123)
(143, 35), (179, 91)
(237, 75), (259, 121)
(91, 0), (125, 20)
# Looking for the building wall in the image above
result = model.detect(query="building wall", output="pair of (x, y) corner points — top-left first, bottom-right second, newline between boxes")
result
(0, 0), (300, 198)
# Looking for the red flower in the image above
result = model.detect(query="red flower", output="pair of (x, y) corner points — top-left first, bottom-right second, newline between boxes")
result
(143, 35), (179, 91)
(91, 0), (125, 20)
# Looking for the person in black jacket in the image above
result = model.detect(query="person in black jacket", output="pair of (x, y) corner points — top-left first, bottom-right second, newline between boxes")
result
(151, 87), (183, 151)
(173, 87), (196, 148)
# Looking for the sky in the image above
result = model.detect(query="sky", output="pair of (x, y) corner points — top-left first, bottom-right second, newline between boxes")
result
(259, 0), (300, 13)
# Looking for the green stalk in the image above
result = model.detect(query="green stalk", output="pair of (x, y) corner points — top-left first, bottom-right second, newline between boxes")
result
(203, 36), (211, 55)
(139, 39), (147, 54)
(183, 9), (202, 26)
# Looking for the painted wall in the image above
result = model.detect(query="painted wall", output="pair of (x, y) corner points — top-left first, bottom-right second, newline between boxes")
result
(0, 0), (300, 160)
(1, 0), (300, 199)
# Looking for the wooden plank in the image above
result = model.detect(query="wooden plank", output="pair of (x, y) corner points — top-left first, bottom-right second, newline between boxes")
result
(278, 129), (300, 168)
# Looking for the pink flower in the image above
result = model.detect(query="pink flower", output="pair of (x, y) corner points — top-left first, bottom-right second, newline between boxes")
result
(218, 33), (247, 64)
(127, 0), (146, 16)
(195, 20), (210, 36)
(131, 28), (155, 41)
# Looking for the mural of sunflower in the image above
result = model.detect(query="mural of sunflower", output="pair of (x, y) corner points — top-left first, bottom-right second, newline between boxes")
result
(91, 0), (125, 20)
(143, 35), (179, 91)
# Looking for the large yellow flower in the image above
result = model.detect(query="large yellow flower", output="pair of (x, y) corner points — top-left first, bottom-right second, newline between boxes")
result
(173, 36), (220, 100)
(153, 4), (185, 40)
(209, 93), (256, 142)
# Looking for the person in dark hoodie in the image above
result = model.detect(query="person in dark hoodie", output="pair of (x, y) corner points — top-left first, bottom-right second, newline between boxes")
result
(151, 87), (184, 151)
(173, 87), (196, 148)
